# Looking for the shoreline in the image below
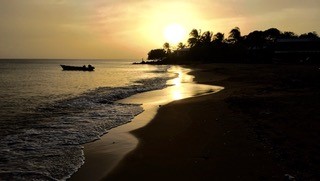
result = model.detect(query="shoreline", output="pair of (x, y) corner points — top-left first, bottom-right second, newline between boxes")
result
(69, 66), (223, 180)
(105, 63), (320, 180)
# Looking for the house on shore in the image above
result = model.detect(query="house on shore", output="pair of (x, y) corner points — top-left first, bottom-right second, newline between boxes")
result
(274, 38), (320, 63)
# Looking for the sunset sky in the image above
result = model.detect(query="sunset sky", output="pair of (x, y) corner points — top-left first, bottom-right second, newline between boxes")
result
(1, 0), (319, 59)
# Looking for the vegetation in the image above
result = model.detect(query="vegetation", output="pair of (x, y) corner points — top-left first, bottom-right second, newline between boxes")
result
(147, 49), (166, 60)
(145, 27), (320, 64)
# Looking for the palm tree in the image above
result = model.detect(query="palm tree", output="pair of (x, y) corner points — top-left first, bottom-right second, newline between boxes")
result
(213, 32), (225, 44)
(228, 27), (242, 43)
(177, 42), (186, 50)
(188, 29), (201, 47)
(163, 42), (171, 54)
(200, 31), (213, 44)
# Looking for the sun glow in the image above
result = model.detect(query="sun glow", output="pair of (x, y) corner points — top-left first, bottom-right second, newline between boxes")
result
(163, 24), (187, 44)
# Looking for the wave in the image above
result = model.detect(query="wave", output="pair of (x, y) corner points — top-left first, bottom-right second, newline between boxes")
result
(0, 75), (173, 180)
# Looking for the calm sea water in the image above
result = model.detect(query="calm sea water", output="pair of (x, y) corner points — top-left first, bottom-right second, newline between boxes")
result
(0, 59), (173, 180)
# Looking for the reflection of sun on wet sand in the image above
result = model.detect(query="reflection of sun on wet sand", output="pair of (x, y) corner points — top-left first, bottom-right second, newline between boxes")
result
(167, 66), (223, 101)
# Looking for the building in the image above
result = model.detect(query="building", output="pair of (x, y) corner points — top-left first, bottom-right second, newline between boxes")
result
(274, 38), (320, 63)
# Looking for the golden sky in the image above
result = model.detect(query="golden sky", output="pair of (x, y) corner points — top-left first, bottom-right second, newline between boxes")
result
(1, 0), (319, 59)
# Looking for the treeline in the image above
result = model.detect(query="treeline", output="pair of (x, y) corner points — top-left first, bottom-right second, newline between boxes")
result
(146, 27), (320, 64)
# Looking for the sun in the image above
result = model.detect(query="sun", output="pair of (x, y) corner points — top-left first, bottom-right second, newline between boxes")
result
(163, 24), (187, 45)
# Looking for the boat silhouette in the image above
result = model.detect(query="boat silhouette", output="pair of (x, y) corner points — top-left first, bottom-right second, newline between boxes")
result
(60, 64), (95, 71)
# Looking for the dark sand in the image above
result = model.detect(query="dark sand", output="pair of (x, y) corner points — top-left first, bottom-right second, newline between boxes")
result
(105, 64), (320, 180)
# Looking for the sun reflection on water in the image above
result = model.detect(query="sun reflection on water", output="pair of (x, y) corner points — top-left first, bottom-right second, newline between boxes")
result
(166, 66), (223, 101)
(168, 67), (185, 100)
(172, 72), (182, 86)
(168, 66), (193, 85)
(120, 66), (224, 112)
(172, 89), (183, 100)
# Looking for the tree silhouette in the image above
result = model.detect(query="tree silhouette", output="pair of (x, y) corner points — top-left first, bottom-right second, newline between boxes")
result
(188, 29), (201, 47)
(228, 27), (242, 43)
(146, 26), (320, 64)
(264, 28), (281, 42)
(245, 30), (265, 48)
(299, 32), (319, 39)
(163, 42), (171, 54)
(177, 42), (186, 49)
(200, 31), (213, 44)
(148, 49), (166, 60)
(213, 32), (225, 44)
(281, 31), (297, 38)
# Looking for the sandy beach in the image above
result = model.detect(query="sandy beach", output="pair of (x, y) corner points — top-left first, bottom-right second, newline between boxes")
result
(72, 64), (320, 180)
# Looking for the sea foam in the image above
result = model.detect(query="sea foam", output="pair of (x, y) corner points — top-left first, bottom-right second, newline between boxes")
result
(0, 74), (173, 180)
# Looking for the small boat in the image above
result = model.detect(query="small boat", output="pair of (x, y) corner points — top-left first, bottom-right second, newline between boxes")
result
(60, 64), (95, 71)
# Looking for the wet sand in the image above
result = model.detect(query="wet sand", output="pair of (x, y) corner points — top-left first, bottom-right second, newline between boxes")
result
(105, 64), (320, 180)
(71, 64), (320, 180)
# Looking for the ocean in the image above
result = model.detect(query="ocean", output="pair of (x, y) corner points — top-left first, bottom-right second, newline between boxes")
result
(0, 59), (174, 180)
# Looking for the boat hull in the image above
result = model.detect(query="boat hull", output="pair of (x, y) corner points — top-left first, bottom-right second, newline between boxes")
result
(60, 65), (95, 71)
